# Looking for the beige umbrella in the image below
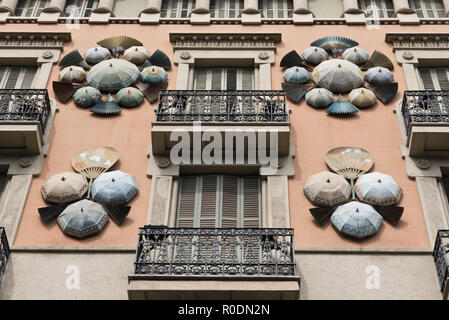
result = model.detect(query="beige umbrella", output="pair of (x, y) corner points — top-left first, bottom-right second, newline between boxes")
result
(348, 88), (377, 108)
(41, 172), (88, 204)
(304, 171), (351, 206)
(312, 59), (364, 93)
(59, 66), (86, 83)
(124, 46), (149, 65)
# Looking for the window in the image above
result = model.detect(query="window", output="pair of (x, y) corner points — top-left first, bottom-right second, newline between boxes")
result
(64, 0), (98, 17)
(112, 0), (146, 17)
(308, 0), (344, 17)
(358, 0), (394, 18)
(0, 66), (37, 89)
(210, 0), (244, 18)
(161, 0), (196, 18)
(194, 68), (254, 90)
(418, 67), (449, 90)
(176, 175), (261, 228)
(0, 174), (7, 203)
(14, 0), (50, 17)
(409, 0), (445, 18)
(259, 0), (293, 18)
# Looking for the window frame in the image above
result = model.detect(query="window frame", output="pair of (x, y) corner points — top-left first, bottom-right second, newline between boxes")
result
(193, 67), (255, 91)
(14, 0), (50, 17)
(417, 67), (449, 90)
(0, 66), (37, 89)
(259, 0), (293, 19)
(210, 0), (244, 19)
(358, 0), (394, 18)
(161, 0), (196, 18)
(409, 0), (445, 18)
(64, 0), (99, 18)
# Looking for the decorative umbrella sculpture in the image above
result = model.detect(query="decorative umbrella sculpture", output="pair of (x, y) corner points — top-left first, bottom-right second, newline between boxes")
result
(60, 66), (86, 83)
(302, 47), (329, 66)
(312, 59), (364, 94)
(365, 67), (394, 87)
(326, 100), (359, 116)
(41, 172), (88, 204)
(311, 36), (359, 57)
(368, 82), (398, 104)
(116, 87), (144, 108)
(281, 82), (313, 103)
(148, 49), (172, 70)
(97, 35), (143, 58)
(280, 50), (311, 70)
(141, 65), (168, 84)
(57, 199), (109, 238)
(342, 47), (369, 65)
(91, 170), (138, 205)
(90, 94), (121, 116)
(59, 49), (90, 70)
(124, 46), (149, 65)
(363, 50), (394, 70)
(330, 201), (383, 239)
(284, 66), (310, 84)
(52, 81), (82, 103)
(84, 46), (111, 65)
(72, 147), (119, 198)
(87, 59), (139, 92)
(348, 88), (377, 108)
(73, 86), (102, 108)
(305, 88), (334, 108)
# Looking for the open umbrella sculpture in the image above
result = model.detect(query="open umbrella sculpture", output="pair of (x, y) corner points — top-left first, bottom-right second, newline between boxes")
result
(87, 59), (139, 92)
(116, 87), (144, 108)
(57, 199), (109, 238)
(41, 172), (88, 204)
(91, 170), (138, 205)
(312, 59), (364, 94)
(73, 86), (102, 108)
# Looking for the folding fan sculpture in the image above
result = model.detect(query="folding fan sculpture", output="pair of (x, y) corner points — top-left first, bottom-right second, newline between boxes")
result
(97, 36), (143, 58)
(71, 147), (119, 198)
(311, 36), (359, 58)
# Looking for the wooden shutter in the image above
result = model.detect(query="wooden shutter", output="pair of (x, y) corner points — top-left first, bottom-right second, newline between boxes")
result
(176, 176), (197, 227)
(241, 69), (254, 90)
(226, 69), (237, 91)
(436, 68), (449, 91)
(242, 176), (261, 227)
(194, 69), (208, 90)
(221, 176), (239, 227)
(20, 67), (37, 89)
(418, 67), (436, 90)
(211, 69), (222, 90)
(4, 67), (20, 89)
(199, 176), (219, 227)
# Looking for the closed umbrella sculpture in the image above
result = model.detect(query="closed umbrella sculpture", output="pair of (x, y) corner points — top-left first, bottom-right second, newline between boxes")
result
(330, 201), (383, 239)
(57, 199), (109, 238)
(91, 170), (138, 205)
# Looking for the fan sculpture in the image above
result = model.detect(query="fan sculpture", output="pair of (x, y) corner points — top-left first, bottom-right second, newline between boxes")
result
(53, 35), (171, 117)
(280, 36), (398, 117)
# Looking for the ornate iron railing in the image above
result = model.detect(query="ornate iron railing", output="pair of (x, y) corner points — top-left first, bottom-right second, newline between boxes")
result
(433, 230), (449, 293)
(134, 226), (296, 277)
(402, 91), (449, 135)
(0, 89), (51, 132)
(156, 90), (288, 123)
(0, 227), (10, 286)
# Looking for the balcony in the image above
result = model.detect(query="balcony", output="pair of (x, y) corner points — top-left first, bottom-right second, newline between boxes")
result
(0, 89), (51, 155)
(402, 91), (449, 157)
(433, 230), (449, 299)
(128, 226), (300, 300)
(151, 90), (291, 158)
(0, 227), (10, 286)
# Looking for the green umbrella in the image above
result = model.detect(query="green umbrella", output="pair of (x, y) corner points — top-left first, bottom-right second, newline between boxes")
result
(140, 66), (167, 84)
(73, 86), (102, 108)
(87, 59), (139, 92)
(116, 87), (144, 108)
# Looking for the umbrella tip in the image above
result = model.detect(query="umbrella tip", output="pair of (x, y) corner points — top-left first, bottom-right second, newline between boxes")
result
(80, 208), (84, 213)
(112, 178), (115, 182)
(378, 179), (382, 183)
(61, 176), (65, 181)
(326, 178), (330, 183)
(356, 208), (359, 213)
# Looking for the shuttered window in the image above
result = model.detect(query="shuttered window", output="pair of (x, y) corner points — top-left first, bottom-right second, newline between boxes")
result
(358, 0), (394, 18)
(259, 0), (293, 18)
(176, 175), (261, 228)
(64, 0), (99, 17)
(14, 0), (50, 17)
(409, 0), (445, 18)
(194, 68), (254, 90)
(161, 0), (195, 18)
(418, 67), (449, 90)
(0, 66), (37, 89)
(210, 0), (244, 18)
(0, 175), (7, 201)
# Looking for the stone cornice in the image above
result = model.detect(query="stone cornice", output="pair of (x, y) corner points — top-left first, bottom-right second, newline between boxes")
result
(0, 31), (71, 50)
(169, 32), (282, 50)
(386, 32), (449, 51)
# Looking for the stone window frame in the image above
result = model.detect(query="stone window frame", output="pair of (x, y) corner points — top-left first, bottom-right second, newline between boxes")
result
(386, 32), (449, 245)
(0, 31), (71, 244)
(146, 32), (292, 230)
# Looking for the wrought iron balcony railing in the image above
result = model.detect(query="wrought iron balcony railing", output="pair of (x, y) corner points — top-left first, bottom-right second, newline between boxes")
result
(433, 230), (449, 293)
(0, 227), (10, 286)
(155, 90), (288, 123)
(0, 89), (51, 133)
(402, 90), (449, 135)
(134, 226), (296, 277)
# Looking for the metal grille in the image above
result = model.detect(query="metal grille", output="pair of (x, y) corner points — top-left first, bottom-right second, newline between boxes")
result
(156, 90), (288, 123)
(401, 91), (449, 136)
(433, 230), (449, 293)
(0, 89), (51, 133)
(0, 227), (10, 286)
(134, 226), (296, 276)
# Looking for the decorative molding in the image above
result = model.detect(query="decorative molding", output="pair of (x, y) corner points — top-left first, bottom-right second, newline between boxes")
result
(386, 32), (449, 51)
(402, 51), (414, 60)
(0, 31), (71, 49)
(169, 32), (282, 50)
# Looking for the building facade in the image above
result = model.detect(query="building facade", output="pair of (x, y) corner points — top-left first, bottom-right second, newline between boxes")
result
(0, 0), (448, 300)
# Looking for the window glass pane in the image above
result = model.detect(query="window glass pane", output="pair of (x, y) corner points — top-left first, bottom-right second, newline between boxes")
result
(15, 0), (50, 17)
(113, 0), (146, 17)
(358, 0), (394, 18)
(64, 0), (99, 17)
(418, 67), (449, 90)
(309, 0), (344, 17)
(194, 69), (208, 90)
